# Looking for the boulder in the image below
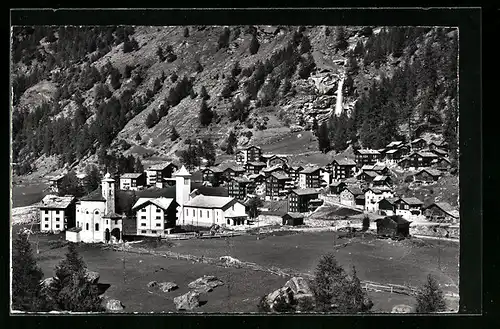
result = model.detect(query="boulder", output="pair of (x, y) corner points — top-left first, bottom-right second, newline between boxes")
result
(284, 277), (312, 295)
(84, 270), (100, 284)
(220, 256), (242, 266)
(188, 275), (224, 293)
(105, 299), (124, 312)
(265, 286), (294, 311)
(391, 304), (413, 313)
(147, 281), (158, 288)
(173, 291), (201, 311)
(40, 277), (56, 288)
(158, 282), (178, 293)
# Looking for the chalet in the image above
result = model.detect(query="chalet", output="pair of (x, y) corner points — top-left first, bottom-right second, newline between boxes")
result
(330, 158), (357, 180)
(423, 202), (460, 224)
(357, 170), (378, 183)
(266, 155), (289, 168)
(266, 173), (293, 201)
(201, 167), (224, 186)
(119, 173), (146, 191)
(394, 197), (424, 220)
(398, 152), (438, 169)
(410, 138), (428, 151)
(433, 157), (452, 171)
(288, 188), (320, 213)
(288, 165), (304, 182)
(429, 148), (448, 157)
(228, 176), (253, 200)
(236, 145), (262, 164)
(364, 187), (395, 213)
(329, 181), (347, 195)
(247, 173), (266, 185)
(298, 166), (322, 189)
(262, 165), (288, 177)
(354, 149), (382, 167)
(48, 174), (65, 193)
(428, 141), (449, 151)
(339, 186), (364, 208)
(372, 175), (393, 187)
(38, 195), (76, 233)
(375, 216), (410, 238)
(361, 164), (389, 175)
(244, 161), (267, 175)
(384, 149), (403, 164)
(145, 162), (179, 187)
(414, 168), (442, 183)
(282, 213), (304, 226)
(355, 195), (366, 210)
(385, 141), (404, 149)
(377, 197), (399, 216)
(222, 166), (245, 181)
(183, 195), (248, 227)
(132, 197), (178, 236)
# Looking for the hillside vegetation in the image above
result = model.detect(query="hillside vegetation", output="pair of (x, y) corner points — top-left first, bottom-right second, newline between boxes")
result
(11, 25), (458, 177)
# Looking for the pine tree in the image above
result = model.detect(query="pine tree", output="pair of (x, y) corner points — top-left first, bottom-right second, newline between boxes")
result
(83, 165), (101, 194)
(249, 35), (260, 55)
(312, 253), (347, 311)
(200, 138), (216, 166)
(217, 27), (231, 50)
(194, 60), (203, 73)
(145, 109), (159, 128)
(199, 85), (209, 100)
(134, 157), (144, 173)
(156, 46), (165, 62)
(346, 54), (359, 75)
(226, 130), (238, 154)
(247, 196), (263, 219)
(299, 35), (312, 54)
(12, 231), (48, 312)
(199, 99), (213, 126)
(353, 40), (365, 58)
(170, 126), (180, 141)
(231, 61), (242, 78)
(59, 171), (83, 197)
(135, 132), (141, 142)
(416, 274), (447, 313)
(334, 27), (348, 51)
(183, 27), (189, 38)
(317, 121), (331, 153)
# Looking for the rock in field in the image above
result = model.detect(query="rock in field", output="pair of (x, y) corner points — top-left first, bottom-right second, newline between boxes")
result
(105, 299), (124, 312)
(147, 281), (158, 288)
(173, 291), (201, 311)
(84, 270), (100, 284)
(158, 282), (178, 292)
(188, 275), (224, 293)
(284, 277), (312, 295)
(391, 304), (413, 313)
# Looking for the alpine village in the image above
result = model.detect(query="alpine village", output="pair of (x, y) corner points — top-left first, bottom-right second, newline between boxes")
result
(11, 25), (459, 314)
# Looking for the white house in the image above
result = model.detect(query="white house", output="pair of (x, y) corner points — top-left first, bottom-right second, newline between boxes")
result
(38, 195), (76, 233)
(66, 173), (123, 243)
(132, 197), (178, 236)
(394, 197), (424, 220)
(364, 187), (395, 213)
(183, 195), (247, 227)
(119, 172), (146, 190)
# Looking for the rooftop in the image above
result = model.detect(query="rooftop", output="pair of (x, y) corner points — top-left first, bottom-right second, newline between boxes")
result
(283, 212), (304, 219)
(79, 188), (106, 202)
(147, 162), (176, 171)
(330, 181), (346, 187)
(132, 197), (176, 211)
(271, 173), (291, 180)
(202, 166), (224, 173)
(377, 197), (399, 205)
(173, 165), (191, 177)
(417, 168), (442, 177)
(301, 166), (321, 174)
(120, 173), (144, 179)
(362, 170), (379, 178)
(373, 175), (390, 182)
(332, 158), (357, 166)
(366, 186), (393, 194)
(231, 176), (251, 184)
(398, 197), (424, 206)
(356, 149), (380, 155)
(246, 161), (267, 167)
(184, 195), (235, 209)
(39, 195), (75, 209)
(344, 187), (363, 196)
(376, 215), (410, 225)
(262, 165), (285, 173)
(426, 202), (460, 218)
(291, 188), (320, 196)
(386, 141), (404, 148)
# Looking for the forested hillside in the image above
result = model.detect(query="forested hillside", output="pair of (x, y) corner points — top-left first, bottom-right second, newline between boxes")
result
(10, 25), (458, 177)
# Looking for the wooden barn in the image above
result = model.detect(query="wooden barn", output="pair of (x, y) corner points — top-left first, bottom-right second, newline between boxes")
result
(375, 215), (411, 238)
(282, 213), (304, 226)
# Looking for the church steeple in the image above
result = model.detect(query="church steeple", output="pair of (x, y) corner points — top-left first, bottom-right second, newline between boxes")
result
(101, 172), (116, 215)
(174, 165), (192, 225)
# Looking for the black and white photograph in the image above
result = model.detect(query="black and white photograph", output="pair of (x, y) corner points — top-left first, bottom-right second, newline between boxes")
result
(10, 9), (469, 315)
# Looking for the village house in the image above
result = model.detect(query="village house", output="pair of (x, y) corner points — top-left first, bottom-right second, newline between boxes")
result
(320, 168), (331, 187)
(375, 215), (411, 238)
(385, 141), (404, 149)
(282, 213), (304, 226)
(364, 187), (395, 213)
(433, 157), (452, 171)
(339, 186), (365, 209)
(298, 166), (322, 189)
(384, 148), (404, 164)
(377, 197), (399, 216)
(354, 149), (382, 167)
(145, 162), (178, 187)
(244, 161), (267, 175)
(38, 195), (76, 233)
(236, 145), (262, 164)
(414, 168), (443, 183)
(394, 197), (424, 220)
(398, 152), (438, 169)
(228, 176), (253, 200)
(428, 141), (449, 151)
(266, 155), (289, 168)
(423, 202), (460, 224)
(288, 165), (304, 182)
(132, 197), (178, 236)
(221, 166), (245, 181)
(67, 173), (124, 243)
(247, 173), (266, 185)
(372, 175), (393, 187)
(262, 165), (288, 177)
(410, 138), (428, 151)
(429, 148), (448, 158)
(183, 195), (248, 227)
(201, 167), (224, 186)
(357, 170), (378, 183)
(266, 173), (293, 201)
(48, 174), (65, 193)
(329, 181), (347, 195)
(119, 172), (146, 191)
(288, 188), (320, 213)
(330, 158), (357, 180)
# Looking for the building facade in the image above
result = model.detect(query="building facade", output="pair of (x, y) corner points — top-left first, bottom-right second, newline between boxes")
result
(244, 162), (267, 175)
(132, 197), (178, 236)
(354, 149), (381, 167)
(288, 189), (319, 213)
(266, 173), (292, 201)
(39, 195), (76, 232)
(298, 167), (321, 189)
(145, 162), (178, 187)
(330, 158), (357, 180)
(339, 187), (364, 208)
(119, 173), (146, 190)
(236, 146), (262, 164)
(423, 202), (459, 224)
(364, 188), (395, 213)
(394, 197), (424, 220)
(228, 177), (252, 200)
(183, 196), (247, 227)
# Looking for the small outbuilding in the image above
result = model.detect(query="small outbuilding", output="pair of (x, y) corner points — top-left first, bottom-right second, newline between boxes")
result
(375, 215), (411, 238)
(282, 213), (305, 226)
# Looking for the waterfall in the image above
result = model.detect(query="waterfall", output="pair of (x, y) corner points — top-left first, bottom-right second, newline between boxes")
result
(335, 74), (345, 116)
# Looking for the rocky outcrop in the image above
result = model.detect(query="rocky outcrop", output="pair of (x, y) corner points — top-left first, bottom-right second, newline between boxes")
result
(84, 270), (100, 284)
(105, 299), (124, 312)
(391, 304), (413, 313)
(173, 291), (201, 311)
(158, 282), (178, 292)
(147, 281), (158, 288)
(188, 275), (224, 293)
(264, 277), (315, 312)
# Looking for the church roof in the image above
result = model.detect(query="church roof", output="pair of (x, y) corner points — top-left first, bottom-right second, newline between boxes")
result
(184, 195), (235, 209)
(174, 165), (191, 177)
(79, 188), (106, 202)
(132, 197), (176, 211)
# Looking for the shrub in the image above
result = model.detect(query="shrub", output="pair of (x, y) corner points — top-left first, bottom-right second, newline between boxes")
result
(246, 122), (254, 129)
(170, 127), (180, 141)
(415, 274), (447, 313)
(217, 27), (231, 50)
(199, 86), (209, 100)
(194, 60), (203, 73)
(170, 72), (178, 83)
(249, 35), (260, 55)
(135, 133), (141, 142)
(124, 65), (134, 79)
(231, 61), (242, 78)
(220, 77), (238, 99)
(166, 52), (177, 63)
(183, 27), (189, 38)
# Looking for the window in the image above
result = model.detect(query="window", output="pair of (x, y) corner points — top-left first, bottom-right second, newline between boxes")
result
(151, 230), (157, 234)
(86, 223), (89, 230)
(192, 209), (195, 216)
(56, 225), (60, 229)
(86, 211), (89, 214)
(200, 210), (202, 217)
(207, 211), (209, 218)
(141, 223), (146, 227)
(156, 216), (161, 220)
(106, 220), (108, 224)
(44, 210), (48, 214)
(44, 224), (49, 228)
(141, 208), (146, 212)
(77, 221), (79, 226)
(186, 209), (188, 216)
(227, 219), (230, 224)
(156, 223), (161, 227)
(56, 210), (60, 214)
(45, 218), (49, 221)
(184, 178), (189, 185)
(95, 223), (99, 231)
(156, 208), (161, 212)
(141, 216), (146, 219)
(56, 218), (60, 221)
(141, 230), (147, 234)
(95, 210), (99, 215)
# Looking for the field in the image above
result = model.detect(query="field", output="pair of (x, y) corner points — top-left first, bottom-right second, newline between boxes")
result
(21, 228), (459, 313)
(11, 181), (48, 208)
